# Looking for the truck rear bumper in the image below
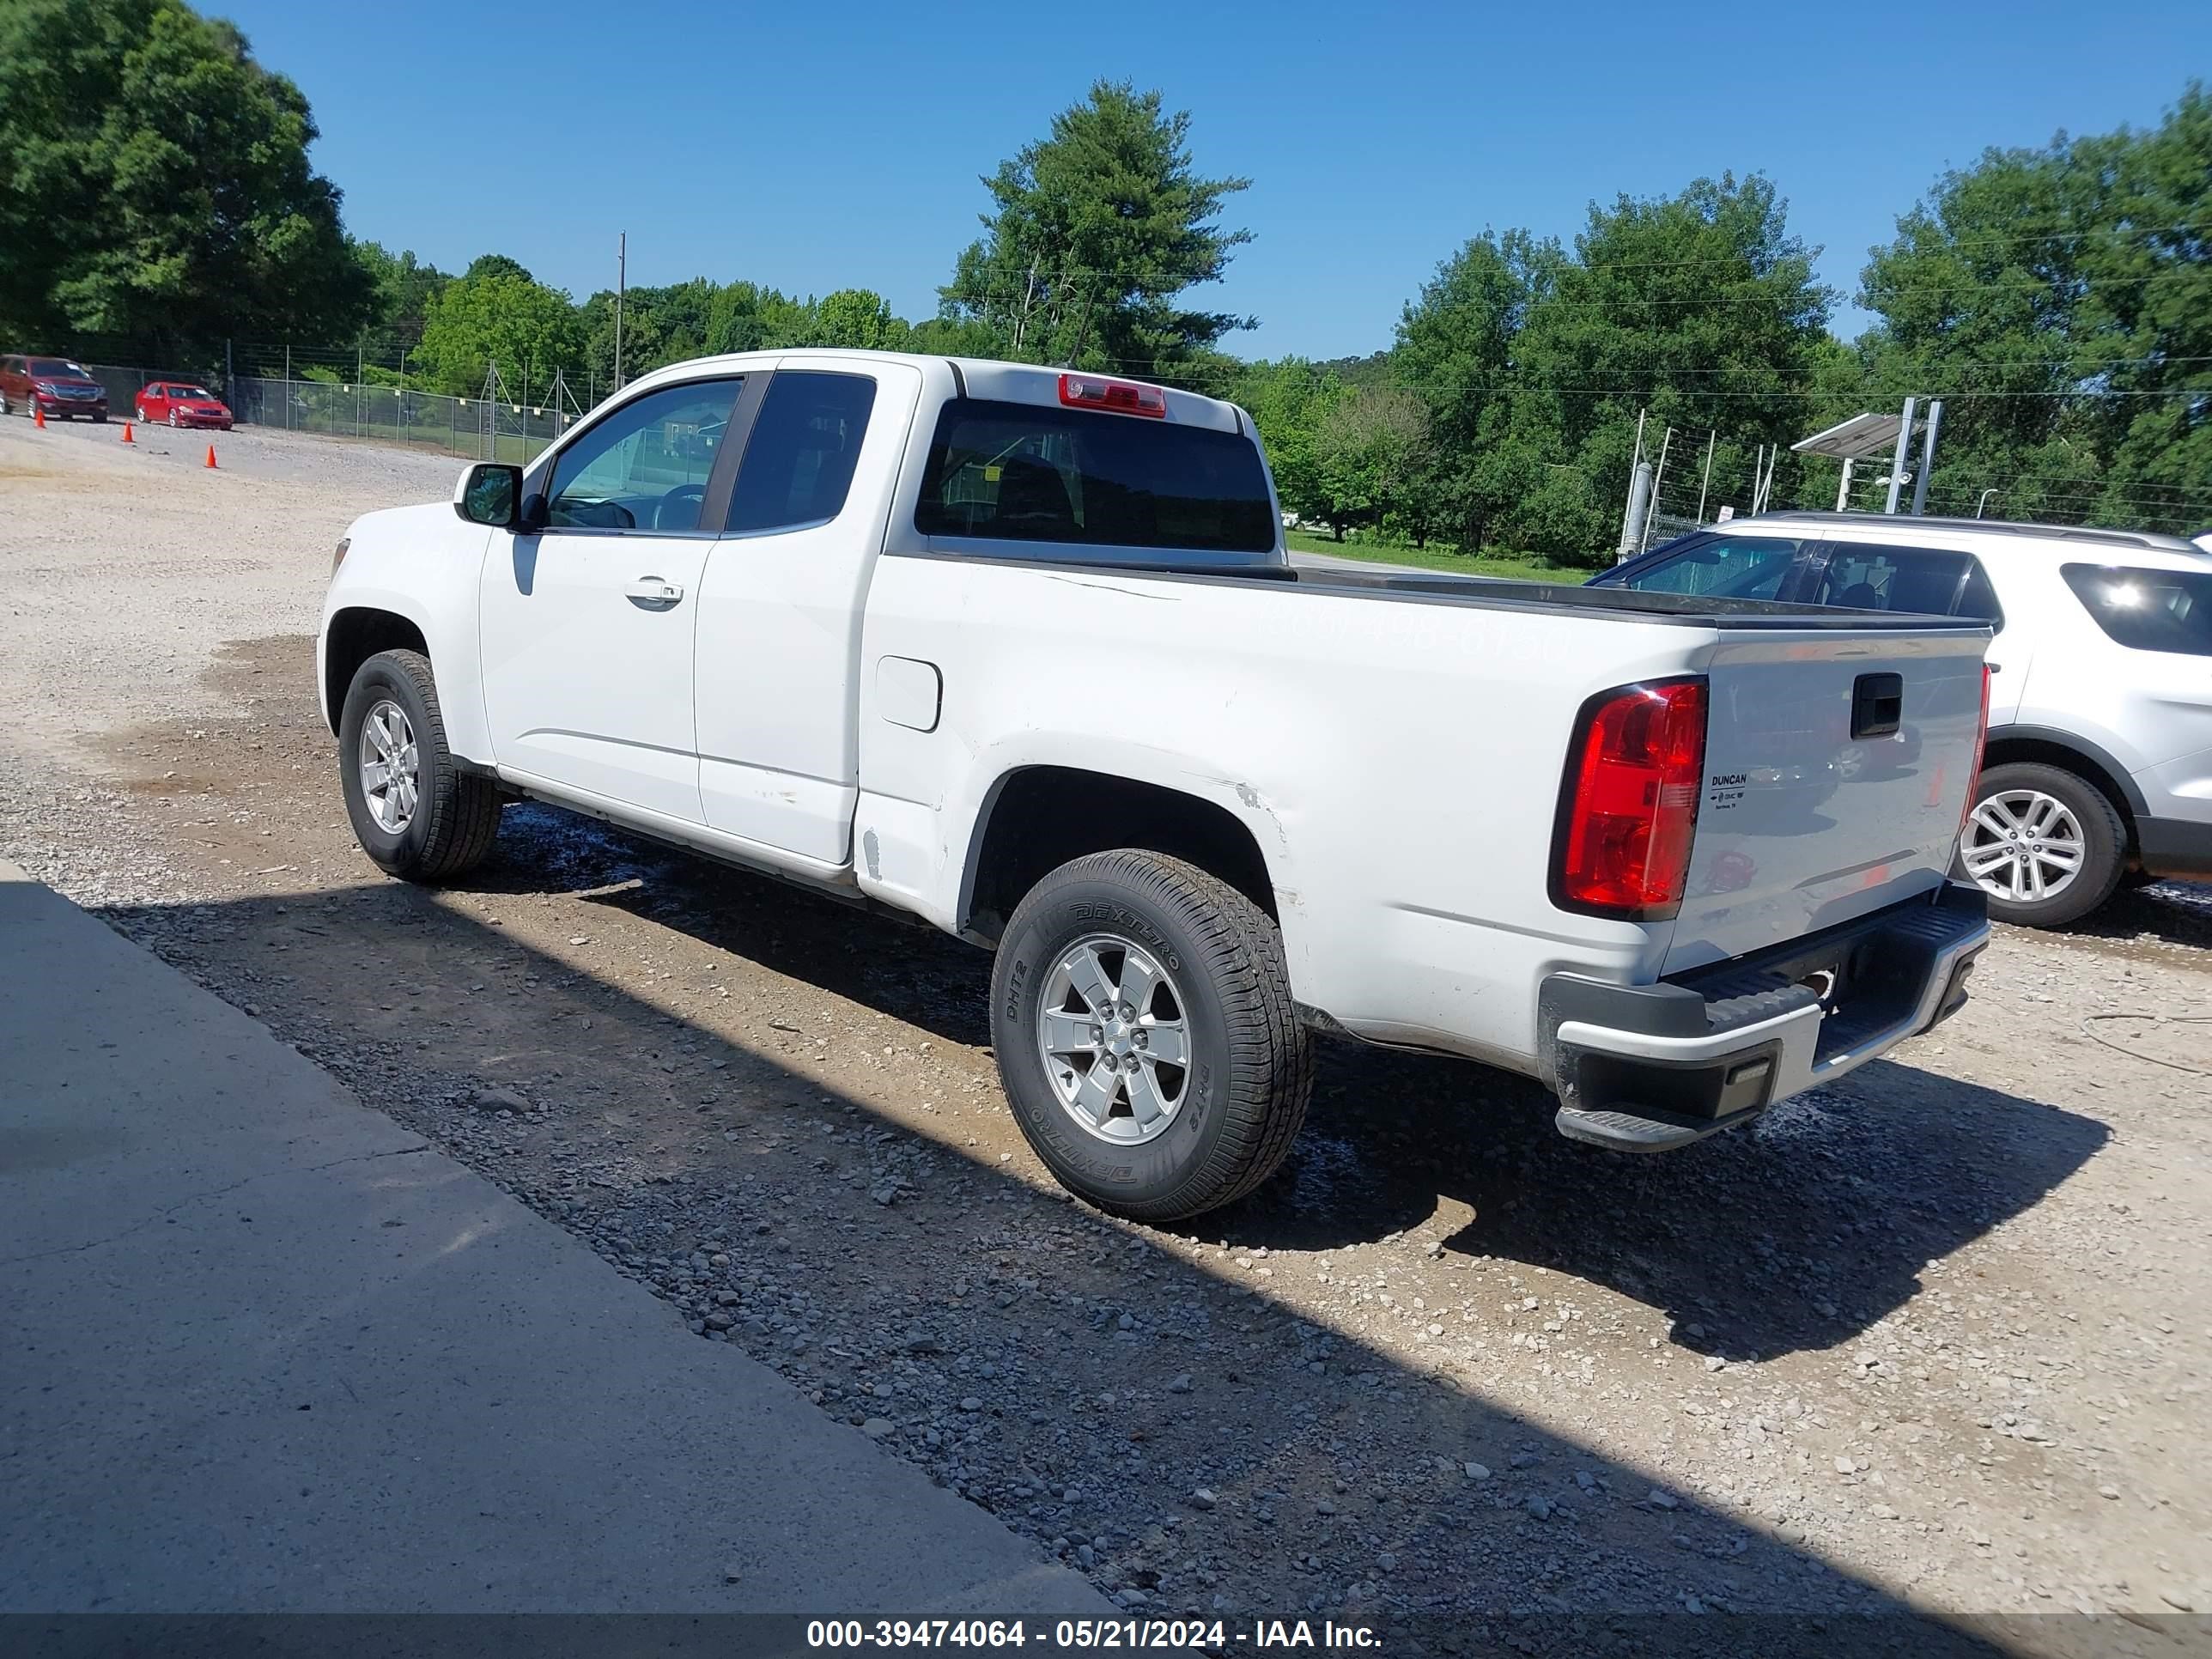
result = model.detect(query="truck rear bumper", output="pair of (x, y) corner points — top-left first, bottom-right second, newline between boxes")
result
(1537, 883), (1989, 1152)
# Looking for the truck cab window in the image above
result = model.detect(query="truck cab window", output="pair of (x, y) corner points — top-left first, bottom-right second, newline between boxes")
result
(544, 379), (740, 532)
(726, 372), (878, 534)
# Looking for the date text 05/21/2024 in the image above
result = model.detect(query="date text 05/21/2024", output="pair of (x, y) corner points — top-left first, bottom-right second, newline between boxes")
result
(804, 1620), (1382, 1650)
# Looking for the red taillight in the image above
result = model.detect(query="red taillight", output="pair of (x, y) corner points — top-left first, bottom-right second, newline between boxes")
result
(1554, 679), (1708, 919)
(1960, 663), (1991, 835)
(1058, 373), (1167, 418)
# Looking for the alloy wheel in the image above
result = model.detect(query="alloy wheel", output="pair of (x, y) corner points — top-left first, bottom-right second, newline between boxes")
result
(358, 699), (421, 834)
(1960, 788), (2085, 905)
(1036, 933), (1192, 1146)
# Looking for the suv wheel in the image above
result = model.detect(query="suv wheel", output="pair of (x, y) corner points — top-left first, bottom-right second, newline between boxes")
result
(989, 850), (1312, 1221)
(337, 649), (502, 883)
(1955, 761), (2125, 927)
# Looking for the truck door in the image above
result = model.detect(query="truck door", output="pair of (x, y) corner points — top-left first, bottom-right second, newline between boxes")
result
(477, 374), (745, 823)
(693, 358), (921, 865)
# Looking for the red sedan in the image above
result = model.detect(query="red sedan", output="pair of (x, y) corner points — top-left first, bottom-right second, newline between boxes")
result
(136, 380), (234, 430)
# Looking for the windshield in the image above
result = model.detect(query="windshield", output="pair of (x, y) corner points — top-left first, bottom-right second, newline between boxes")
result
(28, 359), (90, 380)
(172, 386), (213, 400)
(1594, 532), (1809, 600)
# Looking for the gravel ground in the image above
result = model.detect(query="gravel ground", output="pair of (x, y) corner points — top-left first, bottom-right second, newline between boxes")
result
(4, 416), (2209, 1654)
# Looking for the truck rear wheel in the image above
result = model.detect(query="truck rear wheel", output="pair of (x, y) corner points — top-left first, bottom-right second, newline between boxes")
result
(989, 850), (1312, 1221)
(337, 649), (502, 883)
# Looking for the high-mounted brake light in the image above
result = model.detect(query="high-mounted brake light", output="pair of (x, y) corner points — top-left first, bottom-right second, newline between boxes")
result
(1553, 678), (1708, 920)
(1058, 373), (1167, 418)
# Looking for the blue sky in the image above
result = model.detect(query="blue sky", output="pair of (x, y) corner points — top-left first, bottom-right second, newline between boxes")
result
(216, 0), (2209, 360)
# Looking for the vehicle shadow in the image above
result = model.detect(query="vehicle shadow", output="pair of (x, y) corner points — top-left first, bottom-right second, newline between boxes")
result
(472, 805), (2110, 1364)
(89, 860), (2018, 1650)
(2056, 878), (2212, 951)
(1209, 1043), (2108, 1364)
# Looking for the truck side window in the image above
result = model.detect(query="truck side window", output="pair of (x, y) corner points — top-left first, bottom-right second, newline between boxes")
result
(544, 378), (741, 532)
(725, 372), (878, 534)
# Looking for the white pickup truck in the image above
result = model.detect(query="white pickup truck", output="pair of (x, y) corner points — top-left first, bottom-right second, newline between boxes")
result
(319, 351), (1993, 1220)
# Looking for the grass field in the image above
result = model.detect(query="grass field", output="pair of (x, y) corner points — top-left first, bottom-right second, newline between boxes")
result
(1285, 529), (1578, 584)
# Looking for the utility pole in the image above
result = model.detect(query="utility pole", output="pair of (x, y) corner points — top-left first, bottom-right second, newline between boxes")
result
(1617, 463), (1653, 562)
(1884, 397), (1917, 515)
(1617, 409), (1649, 556)
(1695, 429), (1717, 526)
(613, 231), (627, 392)
(1910, 399), (1943, 516)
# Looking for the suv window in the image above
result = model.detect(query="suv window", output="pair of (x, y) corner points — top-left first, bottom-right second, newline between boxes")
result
(1811, 543), (2001, 622)
(2063, 564), (2212, 658)
(915, 398), (1275, 554)
(726, 372), (878, 534)
(545, 378), (740, 532)
(1602, 534), (1806, 600)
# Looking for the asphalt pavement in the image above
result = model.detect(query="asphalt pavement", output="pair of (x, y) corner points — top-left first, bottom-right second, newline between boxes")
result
(0, 859), (1109, 1618)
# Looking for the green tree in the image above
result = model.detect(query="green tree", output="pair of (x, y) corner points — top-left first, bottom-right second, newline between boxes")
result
(807, 289), (905, 349)
(417, 263), (586, 396)
(1856, 82), (2212, 532)
(1311, 386), (1431, 541)
(1394, 229), (1561, 553)
(351, 240), (449, 357)
(1390, 177), (1832, 563)
(940, 81), (1252, 379)
(0, 0), (373, 351)
(1231, 357), (1342, 528)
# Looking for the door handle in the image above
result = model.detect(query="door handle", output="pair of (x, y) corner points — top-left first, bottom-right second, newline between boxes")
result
(624, 576), (684, 606)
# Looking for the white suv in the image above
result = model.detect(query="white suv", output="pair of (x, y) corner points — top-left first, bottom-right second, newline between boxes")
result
(1595, 512), (2212, 927)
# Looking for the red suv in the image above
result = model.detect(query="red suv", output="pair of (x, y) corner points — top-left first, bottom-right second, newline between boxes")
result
(136, 380), (234, 430)
(0, 355), (110, 422)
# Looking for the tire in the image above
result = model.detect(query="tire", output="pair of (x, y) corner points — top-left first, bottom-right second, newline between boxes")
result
(168, 410), (179, 427)
(1954, 760), (2126, 927)
(337, 648), (502, 882)
(989, 850), (1313, 1222)
(93, 411), (106, 423)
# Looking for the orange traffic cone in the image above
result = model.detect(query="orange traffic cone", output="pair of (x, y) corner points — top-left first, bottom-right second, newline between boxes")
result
(33, 406), (44, 428)
(121, 422), (135, 444)
(204, 444), (218, 470)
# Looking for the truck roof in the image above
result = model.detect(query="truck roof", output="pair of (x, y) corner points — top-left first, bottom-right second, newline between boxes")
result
(612, 349), (1249, 435)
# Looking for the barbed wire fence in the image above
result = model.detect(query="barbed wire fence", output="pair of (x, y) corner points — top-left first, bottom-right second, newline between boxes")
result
(50, 334), (2212, 549)
(66, 340), (612, 464)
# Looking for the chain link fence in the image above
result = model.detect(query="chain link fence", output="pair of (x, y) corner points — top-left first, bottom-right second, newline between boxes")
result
(74, 360), (580, 463)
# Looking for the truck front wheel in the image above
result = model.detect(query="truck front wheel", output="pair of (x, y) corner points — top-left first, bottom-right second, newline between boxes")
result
(337, 648), (502, 883)
(989, 850), (1312, 1221)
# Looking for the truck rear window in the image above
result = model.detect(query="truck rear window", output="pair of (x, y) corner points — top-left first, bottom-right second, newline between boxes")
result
(915, 398), (1275, 554)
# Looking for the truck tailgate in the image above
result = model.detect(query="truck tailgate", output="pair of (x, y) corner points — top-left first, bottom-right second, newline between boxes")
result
(1664, 627), (1989, 973)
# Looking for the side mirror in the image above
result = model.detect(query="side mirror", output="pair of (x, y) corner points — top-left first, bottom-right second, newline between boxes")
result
(455, 462), (523, 527)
